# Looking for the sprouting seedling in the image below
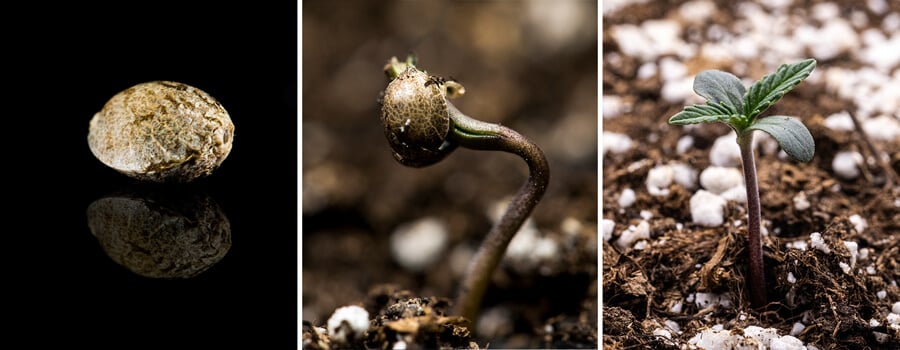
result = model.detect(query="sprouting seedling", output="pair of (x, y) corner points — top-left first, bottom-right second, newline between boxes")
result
(379, 54), (549, 323)
(668, 58), (817, 308)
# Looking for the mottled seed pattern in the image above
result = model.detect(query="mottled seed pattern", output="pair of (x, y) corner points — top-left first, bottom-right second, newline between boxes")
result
(88, 81), (234, 182)
(380, 67), (451, 167)
(87, 193), (231, 279)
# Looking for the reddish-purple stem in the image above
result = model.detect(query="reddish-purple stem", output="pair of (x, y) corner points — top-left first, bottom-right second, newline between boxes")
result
(738, 131), (767, 308)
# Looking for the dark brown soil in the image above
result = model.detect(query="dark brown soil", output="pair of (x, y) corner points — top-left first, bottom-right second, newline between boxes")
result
(603, 1), (900, 349)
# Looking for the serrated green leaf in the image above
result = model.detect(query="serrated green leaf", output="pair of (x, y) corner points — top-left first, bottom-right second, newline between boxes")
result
(745, 116), (815, 162)
(694, 70), (745, 115)
(668, 104), (736, 125)
(744, 59), (816, 119)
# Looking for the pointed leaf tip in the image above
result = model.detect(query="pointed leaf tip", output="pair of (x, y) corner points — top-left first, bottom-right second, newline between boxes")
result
(744, 59), (817, 119)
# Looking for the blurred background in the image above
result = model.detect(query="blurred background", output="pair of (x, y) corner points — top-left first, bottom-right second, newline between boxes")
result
(302, 0), (598, 346)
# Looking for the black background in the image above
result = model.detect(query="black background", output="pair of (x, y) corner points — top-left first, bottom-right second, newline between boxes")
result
(7, 2), (297, 347)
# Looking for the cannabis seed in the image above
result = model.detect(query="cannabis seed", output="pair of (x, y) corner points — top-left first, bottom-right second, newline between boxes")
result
(88, 81), (234, 182)
(380, 67), (451, 167)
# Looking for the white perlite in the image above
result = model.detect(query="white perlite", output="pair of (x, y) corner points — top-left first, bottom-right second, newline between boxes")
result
(787, 272), (797, 284)
(793, 191), (811, 210)
(637, 62), (657, 79)
(603, 132), (633, 155)
(616, 220), (651, 250)
(787, 240), (808, 251)
(504, 205), (557, 269)
(858, 32), (900, 73)
(812, 2), (839, 21)
(647, 165), (674, 196)
(327, 306), (370, 344)
(664, 319), (681, 334)
(611, 19), (686, 61)
(790, 322), (806, 336)
(602, 219), (615, 242)
(700, 166), (744, 194)
(810, 232), (831, 254)
(832, 151), (863, 179)
(694, 292), (732, 309)
(671, 162), (698, 190)
(823, 111), (854, 131)
(868, 0), (888, 14)
(619, 188), (636, 208)
(652, 328), (672, 339)
(689, 326), (805, 350)
(859, 247), (870, 261)
(710, 132), (743, 167)
(633, 240), (649, 250)
(690, 190), (727, 227)
(893, 301), (900, 314)
(888, 313), (900, 330)
(602, 0), (651, 14)
(678, 0), (716, 23)
(794, 19), (860, 61)
(822, 67), (900, 120)
(390, 217), (448, 271)
(603, 95), (628, 119)
(849, 214), (868, 234)
(884, 13), (900, 32)
(560, 217), (581, 237)
(720, 185), (748, 203)
(662, 76), (696, 104)
(676, 135), (694, 155)
(659, 57), (687, 82)
(839, 262), (852, 274)
(844, 241), (859, 267)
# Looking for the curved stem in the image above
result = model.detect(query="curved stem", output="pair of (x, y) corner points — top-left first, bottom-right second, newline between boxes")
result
(446, 102), (550, 323)
(738, 131), (766, 308)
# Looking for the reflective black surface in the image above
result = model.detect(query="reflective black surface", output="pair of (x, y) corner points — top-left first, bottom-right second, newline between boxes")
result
(9, 2), (297, 347)
(87, 187), (231, 279)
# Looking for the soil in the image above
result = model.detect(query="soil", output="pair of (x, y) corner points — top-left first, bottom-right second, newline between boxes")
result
(603, 1), (900, 349)
(302, 1), (598, 348)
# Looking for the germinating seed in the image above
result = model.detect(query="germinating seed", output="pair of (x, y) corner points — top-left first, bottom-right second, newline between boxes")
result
(88, 81), (234, 182)
(380, 67), (451, 167)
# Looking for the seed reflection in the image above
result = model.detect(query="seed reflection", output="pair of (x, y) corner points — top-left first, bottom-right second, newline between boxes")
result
(87, 187), (231, 279)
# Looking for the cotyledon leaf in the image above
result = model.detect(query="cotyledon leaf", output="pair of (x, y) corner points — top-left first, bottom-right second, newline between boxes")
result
(745, 116), (815, 163)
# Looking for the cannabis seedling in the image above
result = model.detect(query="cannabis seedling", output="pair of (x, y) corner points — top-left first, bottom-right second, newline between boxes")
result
(668, 59), (817, 308)
(379, 55), (549, 322)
